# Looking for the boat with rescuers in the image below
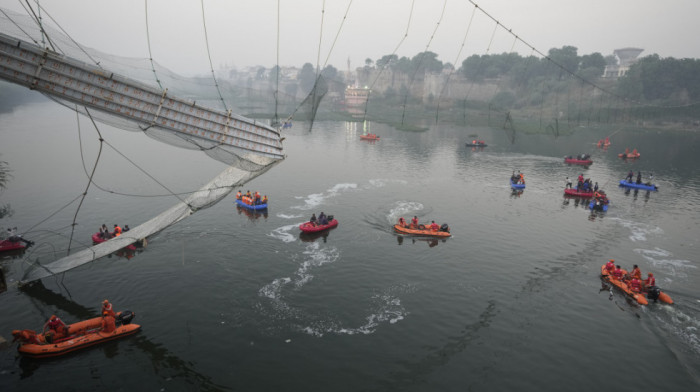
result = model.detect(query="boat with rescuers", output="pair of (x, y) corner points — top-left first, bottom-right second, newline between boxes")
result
(360, 133), (380, 140)
(0, 239), (27, 252)
(393, 224), (451, 238)
(619, 179), (658, 191)
(12, 311), (140, 358)
(564, 188), (594, 198)
(299, 217), (338, 233)
(601, 265), (672, 305)
(564, 154), (592, 165)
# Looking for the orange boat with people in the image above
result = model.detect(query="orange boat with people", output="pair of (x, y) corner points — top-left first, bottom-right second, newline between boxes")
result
(12, 311), (140, 358)
(360, 133), (380, 141)
(393, 224), (451, 238)
(600, 265), (672, 305)
(618, 148), (640, 159)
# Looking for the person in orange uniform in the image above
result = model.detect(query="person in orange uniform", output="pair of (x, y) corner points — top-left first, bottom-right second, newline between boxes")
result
(410, 216), (419, 229)
(236, 190), (242, 200)
(643, 273), (656, 289)
(101, 300), (116, 318)
(605, 259), (615, 273)
(628, 276), (642, 293)
(44, 315), (68, 341)
(629, 264), (642, 280)
(612, 265), (624, 280)
(262, 195), (268, 204)
(113, 224), (122, 237)
(430, 221), (439, 231)
(101, 312), (116, 333)
(398, 217), (407, 228)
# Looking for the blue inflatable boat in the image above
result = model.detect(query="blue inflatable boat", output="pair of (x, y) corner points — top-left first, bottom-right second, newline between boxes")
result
(235, 199), (268, 210)
(510, 180), (525, 189)
(619, 179), (658, 191)
(588, 200), (609, 212)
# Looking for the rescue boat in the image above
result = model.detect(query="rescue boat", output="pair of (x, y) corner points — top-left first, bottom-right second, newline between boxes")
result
(564, 157), (593, 165)
(600, 265), (673, 305)
(235, 198), (268, 210)
(12, 311), (140, 358)
(510, 180), (525, 189)
(393, 224), (451, 238)
(564, 188), (594, 198)
(619, 180), (658, 191)
(91, 233), (138, 250)
(0, 239), (26, 252)
(618, 152), (640, 159)
(588, 200), (609, 212)
(299, 218), (338, 233)
(360, 133), (380, 140)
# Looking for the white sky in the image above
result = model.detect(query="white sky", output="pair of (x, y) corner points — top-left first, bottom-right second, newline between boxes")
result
(1, 0), (698, 76)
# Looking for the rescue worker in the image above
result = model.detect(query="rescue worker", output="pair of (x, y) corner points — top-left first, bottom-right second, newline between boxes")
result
(236, 190), (242, 200)
(410, 216), (419, 229)
(605, 259), (615, 273)
(629, 264), (642, 280)
(565, 176), (572, 189)
(636, 171), (642, 184)
(612, 265), (624, 280)
(44, 315), (68, 341)
(262, 195), (268, 204)
(254, 191), (261, 205)
(318, 212), (328, 226)
(309, 213), (317, 226)
(101, 299), (116, 318)
(113, 224), (122, 237)
(626, 170), (634, 182)
(430, 221), (439, 231)
(628, 276), (642, 293)
(644, 273), (656, 289)
(398, 217), (407, 228)
(101, 312), (116, 333)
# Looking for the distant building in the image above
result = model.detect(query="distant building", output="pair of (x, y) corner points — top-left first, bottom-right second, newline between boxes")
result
(603, 48), (644, 78)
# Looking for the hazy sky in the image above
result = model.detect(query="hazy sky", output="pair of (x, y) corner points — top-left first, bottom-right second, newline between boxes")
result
(1, 0), (699, 76)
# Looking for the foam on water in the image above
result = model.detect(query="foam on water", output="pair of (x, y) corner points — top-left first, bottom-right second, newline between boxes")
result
(366, 178), (408, 189)
(633, 247), (696, 278)
(611, 217), (664, 242)
(268, 223), (302, 243)
(388, 201), (425, 222)
(277, 213), (303, 219)
(291, 183), (358, 210)
(301, 292), (407, 337)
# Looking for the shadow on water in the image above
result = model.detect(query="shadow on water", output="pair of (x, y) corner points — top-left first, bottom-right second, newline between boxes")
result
(371, 301), (498, 392)
(16, 281), (228, 391)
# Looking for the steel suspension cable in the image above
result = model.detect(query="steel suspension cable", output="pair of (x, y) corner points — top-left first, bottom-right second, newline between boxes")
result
(200, 0), (228, 112)
(144, 0), (163, 89)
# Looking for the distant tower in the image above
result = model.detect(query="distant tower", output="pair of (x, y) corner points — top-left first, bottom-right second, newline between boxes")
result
(604, 47), (644, 78)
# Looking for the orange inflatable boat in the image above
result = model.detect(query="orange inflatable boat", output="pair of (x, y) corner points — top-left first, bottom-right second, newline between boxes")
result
(393, 224), (451, 238)
(12, 311), (140, 358)
(600, 266), (672, 305)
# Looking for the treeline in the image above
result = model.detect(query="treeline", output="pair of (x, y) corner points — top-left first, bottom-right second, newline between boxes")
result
(362, 46), (700, 107)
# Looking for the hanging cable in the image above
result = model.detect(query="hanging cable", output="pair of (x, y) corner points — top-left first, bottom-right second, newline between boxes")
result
(435, 3), (476, 124)
(361, 0), (416, 123)
(400, 0), (448, 126)
(65, 107), (104, 256)
(144, 0), (163, 89)
(200, 0), (228, 112)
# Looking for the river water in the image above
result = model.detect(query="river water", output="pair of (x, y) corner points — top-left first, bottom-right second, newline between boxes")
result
(1, 101), (699, 391)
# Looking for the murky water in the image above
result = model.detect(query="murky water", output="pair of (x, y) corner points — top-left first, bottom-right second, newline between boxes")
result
(1, 102), (699, 391)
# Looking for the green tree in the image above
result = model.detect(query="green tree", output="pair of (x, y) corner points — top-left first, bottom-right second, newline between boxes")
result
(298, 63), (317, 94)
